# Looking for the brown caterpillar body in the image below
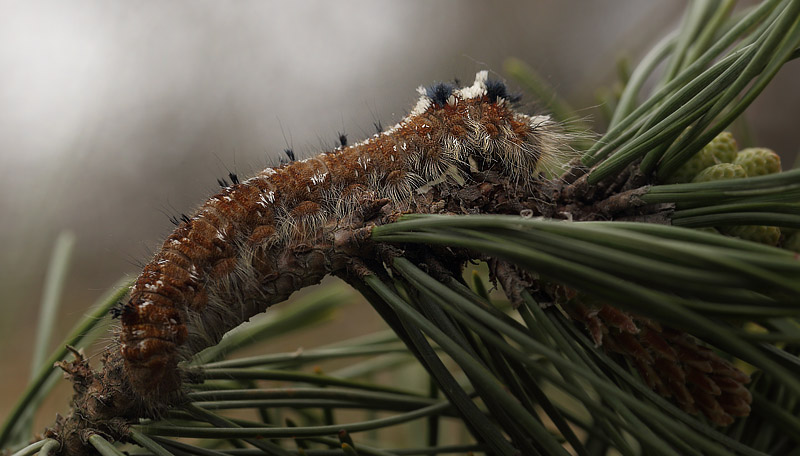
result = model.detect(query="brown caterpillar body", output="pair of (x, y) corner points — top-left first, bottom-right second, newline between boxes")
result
(119, 71), (567, 403)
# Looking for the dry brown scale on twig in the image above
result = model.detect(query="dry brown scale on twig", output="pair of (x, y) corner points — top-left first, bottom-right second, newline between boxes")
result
(562, 291), (751, 426)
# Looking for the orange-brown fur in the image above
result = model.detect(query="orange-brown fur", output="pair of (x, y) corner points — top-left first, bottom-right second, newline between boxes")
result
(119, 71), (568, 402)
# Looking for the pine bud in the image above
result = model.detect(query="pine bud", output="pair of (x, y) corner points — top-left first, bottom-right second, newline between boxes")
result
(733, 147), (781, 177)
(691, 163), (747, 183)
(782, 231), (800, 252)
(721, 225), (781, 246)
(666, 131), (738, 183)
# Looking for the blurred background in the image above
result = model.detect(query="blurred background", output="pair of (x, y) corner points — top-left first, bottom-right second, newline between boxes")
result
(2, 0), (798, 427)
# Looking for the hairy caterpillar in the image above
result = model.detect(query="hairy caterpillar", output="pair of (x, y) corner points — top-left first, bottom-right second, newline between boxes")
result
(119, 71), (569, 404)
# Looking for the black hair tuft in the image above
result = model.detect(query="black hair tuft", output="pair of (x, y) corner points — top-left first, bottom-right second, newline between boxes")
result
(338, 132), (348, 147)
(373, 120), (383, 134)
(217, 178), (229, 188)
(486, 79), (522, 103)
(228, 172), (239, 185)
(426, 82), (455, 106)
(284, 148), (295, 162)
(168, 215), (180, 226)
(180, 213), (191, 224)
(111, 302), (134, 319)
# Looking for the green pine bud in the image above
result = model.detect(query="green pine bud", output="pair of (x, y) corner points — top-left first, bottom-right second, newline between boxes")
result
(694, 227), (720, 235)
(733, 147), (781, 177)
(721, 225), (781, 246)
(691, 163), (747, 183)
(782, 231), (800, 253)
(707, 131), (738, 163)
(666, 131), (738, 183)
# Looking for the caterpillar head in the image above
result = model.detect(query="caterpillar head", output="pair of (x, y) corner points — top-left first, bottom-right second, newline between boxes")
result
(409, 71), (568, 188)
